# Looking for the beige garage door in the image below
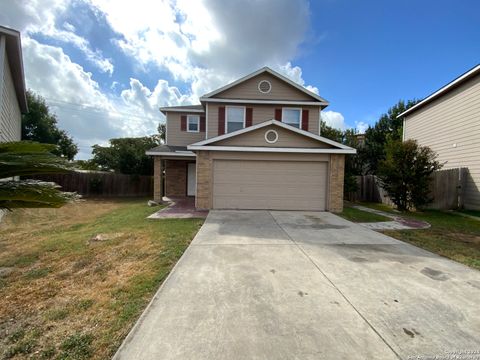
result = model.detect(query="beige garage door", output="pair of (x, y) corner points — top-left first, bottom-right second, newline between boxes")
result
(213, 160), (328, 210)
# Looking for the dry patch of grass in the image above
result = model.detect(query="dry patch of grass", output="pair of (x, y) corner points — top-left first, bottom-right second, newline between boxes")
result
(0, 199), (204, 359)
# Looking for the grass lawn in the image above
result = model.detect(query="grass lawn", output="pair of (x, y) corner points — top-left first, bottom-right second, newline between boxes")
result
(0, 199), (204, 359)
(459, 209), (480, 218)
(339, 206), (390, 223)
(357, 203), (480, 271)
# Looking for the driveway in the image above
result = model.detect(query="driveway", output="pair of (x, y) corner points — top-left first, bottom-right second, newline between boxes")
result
(114, 211), (480, 360)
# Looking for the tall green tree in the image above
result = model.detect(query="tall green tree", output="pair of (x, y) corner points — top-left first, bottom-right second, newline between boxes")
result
(377, 139), (442, 211)
(91, 136), (160, 175)
(0, 142), (78, 209)
(158, 123), (166, 143)
(22, 90), (78, 160)
(361, 99), (420, 174)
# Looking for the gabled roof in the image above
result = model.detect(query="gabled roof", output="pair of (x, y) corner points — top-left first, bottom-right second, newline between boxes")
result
(188, 119), (356, 154)
(200, 67), (329, 105)
(398, 63), (480, 118)
(0, 25), (27, 113)
(159, 104), (204, 115)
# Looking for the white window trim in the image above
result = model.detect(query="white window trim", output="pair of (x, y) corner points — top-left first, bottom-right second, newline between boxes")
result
(225, 105), (246, 133)
(282, 107), (302, 128)
(187, 114), (200, 133)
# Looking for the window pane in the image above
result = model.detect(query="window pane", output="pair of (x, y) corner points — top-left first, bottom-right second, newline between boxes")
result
(227, 107), (244, 122)
(283, 109), (300, 128)
(228, 121), (244, 133)
(188, 116), (199, 132)
(227, 107), (244, 133)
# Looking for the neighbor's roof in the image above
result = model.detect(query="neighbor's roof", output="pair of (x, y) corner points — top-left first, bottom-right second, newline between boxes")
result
(159, 104), (204, 115)
(200, 66), (329, 105)
(398, 63), (480, 118)
(0, 25), (27, 113)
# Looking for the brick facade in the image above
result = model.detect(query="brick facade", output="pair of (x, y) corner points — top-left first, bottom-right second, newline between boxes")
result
(195, 151), (212, 209)
(328, 154), (345, 213)
(165, 160), (188, 197)
(153, 157), (163, 201)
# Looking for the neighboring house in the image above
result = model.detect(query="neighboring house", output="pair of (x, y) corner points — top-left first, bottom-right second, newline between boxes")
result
(147, 67), (356, 212)
(399, 64), (480, 210)
(0, 25), (27, 142)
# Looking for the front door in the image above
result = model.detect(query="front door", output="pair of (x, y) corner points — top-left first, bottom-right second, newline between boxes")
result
(187, 163), (196, 196)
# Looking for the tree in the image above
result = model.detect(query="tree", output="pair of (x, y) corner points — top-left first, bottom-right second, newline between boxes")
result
(0, 142), (78, 209)
(22, 90), (78, 160)
(361, 99), (420, 174)
(320, 122), (343, 143)
(91, 136), (160, 175)
(377, 139), (442, 211)
(158, 123), (166, 143)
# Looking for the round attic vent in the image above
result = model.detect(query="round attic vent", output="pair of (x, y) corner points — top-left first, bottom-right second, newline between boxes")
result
(258, 80), (272, 94)
(265, 129), (278, 144)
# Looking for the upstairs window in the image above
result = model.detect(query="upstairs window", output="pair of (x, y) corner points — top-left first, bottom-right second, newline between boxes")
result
(282, 108), (301, 128)
(226, 106), (245, 133)
(187, 115), (200, 132)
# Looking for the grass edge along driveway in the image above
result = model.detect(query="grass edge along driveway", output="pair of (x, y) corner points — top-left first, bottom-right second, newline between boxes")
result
(0, 199), (204, 360)
(341, 202), (480, 271)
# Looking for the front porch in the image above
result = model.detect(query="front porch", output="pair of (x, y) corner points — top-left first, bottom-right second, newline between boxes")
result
(148, 145), (197, 202)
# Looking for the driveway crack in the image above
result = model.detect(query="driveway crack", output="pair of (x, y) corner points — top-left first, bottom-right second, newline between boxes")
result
(267, 211), (403, 360)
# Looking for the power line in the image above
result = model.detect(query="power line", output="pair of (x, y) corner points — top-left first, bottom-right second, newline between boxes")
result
(44, 97), (164, 121)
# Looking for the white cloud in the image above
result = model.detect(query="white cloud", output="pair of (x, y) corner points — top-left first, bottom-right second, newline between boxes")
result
(88, 0), (315, 96)
(355, 121), (369, 134)
(322, 111), (347, 130)
(0, 0), (114, 74)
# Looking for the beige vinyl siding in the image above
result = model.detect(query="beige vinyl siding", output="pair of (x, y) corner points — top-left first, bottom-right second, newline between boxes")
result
(404, 74), (480, 209)
(0, 43), (21, 142)
(207, 103), (320, 138)
(166, 112), (205, 147)
(214, 124), (332, 148)
(212, 159), (328, 210)
(214, 73), (316, 101)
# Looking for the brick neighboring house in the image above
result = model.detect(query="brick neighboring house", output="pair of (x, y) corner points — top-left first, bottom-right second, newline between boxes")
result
(399, 64), (480, 210)
(0, 25), (28, 142)
(147, 67), (356, 212)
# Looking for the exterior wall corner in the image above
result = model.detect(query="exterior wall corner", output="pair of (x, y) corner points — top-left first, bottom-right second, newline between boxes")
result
(328, 154), (345, 213)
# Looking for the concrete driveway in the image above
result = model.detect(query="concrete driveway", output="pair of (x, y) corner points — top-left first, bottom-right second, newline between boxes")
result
(114, 211), (480, 360)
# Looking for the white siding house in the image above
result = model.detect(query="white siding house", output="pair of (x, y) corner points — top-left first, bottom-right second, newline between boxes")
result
(400, 64), (480, 210)
(0, 25), (28, 142)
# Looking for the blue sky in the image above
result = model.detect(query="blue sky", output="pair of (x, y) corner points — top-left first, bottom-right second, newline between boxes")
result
(0, 0), (479, 159)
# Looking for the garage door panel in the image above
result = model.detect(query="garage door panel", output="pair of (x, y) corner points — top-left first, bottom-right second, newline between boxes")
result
(213, 160), (328, 211)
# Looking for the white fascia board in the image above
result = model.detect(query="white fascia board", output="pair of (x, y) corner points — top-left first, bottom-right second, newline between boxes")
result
(145, 151), (196, 157)
(201, 67), (329, 104)
(397, 64), (480, 118)
(199, 97), (328, 106)
(188, 145), (356, 154)
(190, 119), (355, 151)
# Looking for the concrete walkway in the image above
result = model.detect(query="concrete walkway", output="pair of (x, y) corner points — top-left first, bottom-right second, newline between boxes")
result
(353, 205), (431, 230)
(114, 211), (480, 360)
(148, 197), (209, 219)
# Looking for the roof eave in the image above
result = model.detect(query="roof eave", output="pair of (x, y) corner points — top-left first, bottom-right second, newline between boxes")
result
(0, 26), (28, 113)
(397, 63), (480, 119)
(200, 66), (329, 104)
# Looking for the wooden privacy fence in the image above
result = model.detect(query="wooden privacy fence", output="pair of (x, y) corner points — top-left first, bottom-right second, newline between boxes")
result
(29, 171), (153, 198)
(347, 168), (467, 210)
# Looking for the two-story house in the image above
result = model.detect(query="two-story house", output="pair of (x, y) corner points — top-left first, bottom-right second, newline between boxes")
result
(147, 67), (356, 212)
(400, 64), (480, 210)
(0, 25), (28, 142)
